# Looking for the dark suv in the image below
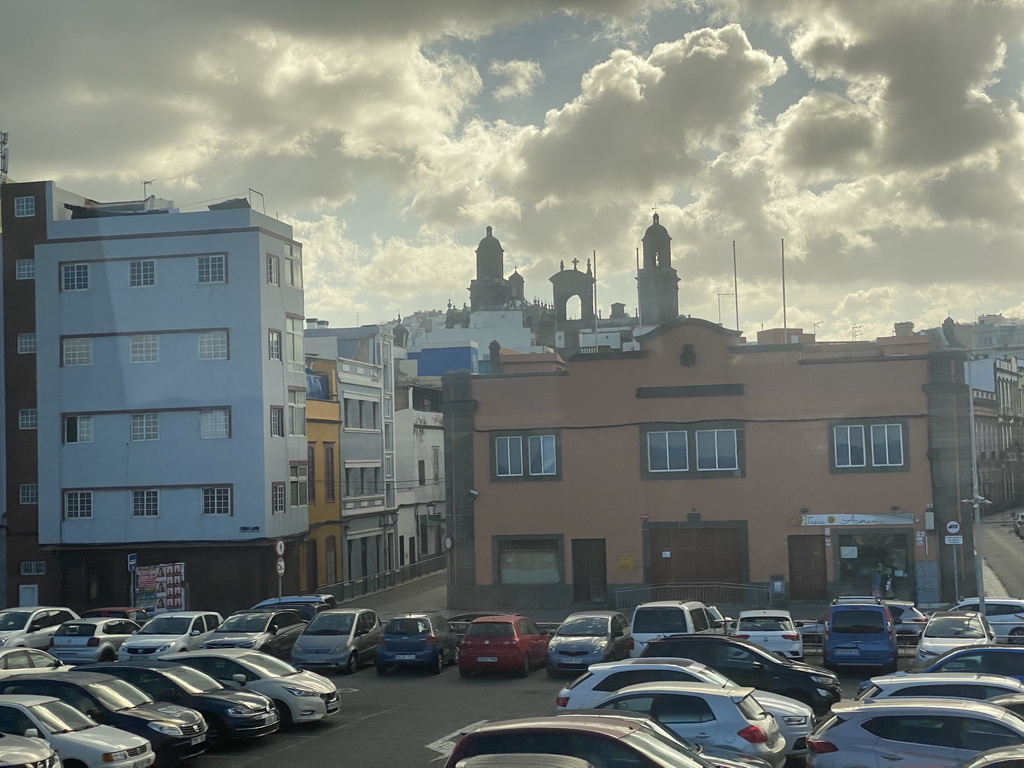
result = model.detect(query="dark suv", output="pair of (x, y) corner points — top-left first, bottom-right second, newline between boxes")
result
(639, 634), (841, 715)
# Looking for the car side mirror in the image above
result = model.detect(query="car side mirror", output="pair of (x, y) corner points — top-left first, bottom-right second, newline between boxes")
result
(23, 729), (39, 739)
(268, 627), (278, 635)
(232, 674), (247, 686)
(131, 630), (138, 635)
(190, 629), (201, 637)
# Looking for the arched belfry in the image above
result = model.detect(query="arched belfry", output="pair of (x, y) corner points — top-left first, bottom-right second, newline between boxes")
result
(469, 226), (513, 311)
(637, 213), (680, 325)
(550, 257), (596, 322)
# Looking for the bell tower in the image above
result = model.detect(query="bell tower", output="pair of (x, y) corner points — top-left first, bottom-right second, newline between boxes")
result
(636, 213), (679, 325)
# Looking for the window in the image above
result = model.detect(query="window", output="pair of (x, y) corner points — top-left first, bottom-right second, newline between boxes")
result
(130, 335), (159, 363)
(197, 254), (225, 283)
(272, 483), (285, 514)
(131, 413), (159, 441)
(384, 395), (393, 417)
(495, 436), (523, 477)
(14, 196), (35, 217)
(290, 465), (308, 506)
(834, 425), (866, 467)
(270, 406), (284, 437)
(266, 255), (280, 285)
(64, 491), (93, 519)
(528, 435), (557, 475)
(62, 263), (90, 291)
(289, 390), (306, 435)
(18, 409), (37, 430)
(19, 562), (45, 576)
(63, 338), (92, 366)
(496, 538), (560, 584)
(129, 259), (155, 287)
(418, 460), (426, 486)
(132, 490), (159, 517)
(19, 484), (38, 505)
(198, 330), (228, 359)
(17, 334), (36, 354)
(64, 415), (93, 443)
(648, 430), (688, 472)
(200, 409), (229, 439)
(695, 429), (738, 471)
(268, 330), (282, 360)
(15, 260), (35, 280)
(324, 444), (336, 502)
(202, 487), (231, 515)
(286, 317), (304, 371)
(872, 424), (904, 466)
(308, 443), (316, 504)
(285, 257), (302, 287)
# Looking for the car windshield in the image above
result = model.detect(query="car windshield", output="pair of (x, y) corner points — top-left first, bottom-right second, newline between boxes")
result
(28, 701), (96, 734)
(238, 653), (301, 678)
(925, 616), (987, 638)
(87, 680), (153, 711)
(556, 617), (610, 637)
(466, 622), (514, 638)
(160, 666), (224, 694)
(217, 614), (270, 633)
(386, 618), (430, 635)
(0, 613), (30, 631)
(139, 617), (190, 635)
(54, 623), (97, 637)
(304, 614), (355, 636)
(737, 616), (794, 632)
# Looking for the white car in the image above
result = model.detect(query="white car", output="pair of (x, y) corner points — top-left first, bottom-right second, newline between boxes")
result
(591, 682), (788, 768)
(0, 649), (68, 678)
(0, 608), (80, 650)
(953, 599), (1024, 645)
(857, 672), (1024, 701)
(555, 656), (814, 758)
(51, 619), (141, 665)
(0, 730), (61, 768)
(160, 648), (340, 724)
(0, 695), (153, 768)
(915, 611), (997, 668)
(118, 612), (222, 660)
(732, 610), (803, 660)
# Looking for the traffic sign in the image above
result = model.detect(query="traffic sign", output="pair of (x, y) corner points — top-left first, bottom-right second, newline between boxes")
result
(127, 553), (137, 572)
(945, 535), (964, 545)
(276, 557), (286, 577)
(275, 539), (286, 556)
(946, 520), (961, 535)
(443, 536), (453, 551)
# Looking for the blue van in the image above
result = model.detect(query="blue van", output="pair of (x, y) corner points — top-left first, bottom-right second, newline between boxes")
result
(822, 599), (898, 672)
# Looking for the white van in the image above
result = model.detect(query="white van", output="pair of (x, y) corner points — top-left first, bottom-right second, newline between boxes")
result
(629, 600), (722, 657)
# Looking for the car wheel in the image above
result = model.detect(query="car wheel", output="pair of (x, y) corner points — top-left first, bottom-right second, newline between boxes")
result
(449, 647), (459, 666)
(375, 663), (388, 676)
(343, 652), (358, 675)
(204, 717), (227, 749)
(431, 653), (444, 675)
(1011, 628), (1024, 645)
(98, 649), (116, 662)
(516, 654), (530, 678)
(272, 700), (293, 728)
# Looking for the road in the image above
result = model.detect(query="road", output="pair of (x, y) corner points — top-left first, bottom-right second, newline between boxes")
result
(977, 511), (1024, 598)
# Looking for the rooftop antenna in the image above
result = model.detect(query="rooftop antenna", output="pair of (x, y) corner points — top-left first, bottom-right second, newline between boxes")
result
(781, 238), (787, 333)
(142, 179), (155, 199)
(0, 132), (9, 181)
(732, 241), (739, 332)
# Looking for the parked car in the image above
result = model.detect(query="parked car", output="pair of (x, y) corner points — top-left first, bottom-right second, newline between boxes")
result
(458, 615), (550, 678)
(545, 611), (631, 677)
(910, 646), (1024, 683)
(961, 745), (1024, 768)
(0, 607), (80, 649)
(0, 731), (61, 768)
(556, 658), (814, 759)
(857, 672), (1024, 701)
(0, 648), (67, 678)
(807, 698), (1024, 768)
(953, 599), (1024, 645)
(290, 608), (383, 675)
(80, 660), (279, 746)
(159, 648), (339, 725)
(630, 601), (722, 657)
(798, 598), (928, 645)
(639, 634), (842, 715)
(916, 611), (997, 668)
(821, 599), (898, 672)
(1012, 511), (1024, 539)
(200, 610), (305, 658)
(252, 594), (336, 610)
(986, 692), (1024, 718)
(0, 694), (154, 768)
(118, 612), (223, 660)
(50, 618), (141, 665)
(80, 608), (150, 624)
(376, 613), (459, 675)
(453, 756), (594, 768)
(0, 670), (208, 766)
(731, 610), (803, 661)
(448, 613), (504, 637)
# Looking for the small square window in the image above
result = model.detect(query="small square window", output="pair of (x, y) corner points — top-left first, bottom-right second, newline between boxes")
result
(14, 196), (35, 218)
(130, 259), (156, 287)
(17, 334), (36, 354)
(200, 409), (229, 439)
(19, 484), (38, 505)
(272, 483), (286, 514)
(130, 335), (159, 363)
(63, 338), (93, 366)
(18, 409), (37, 430)
(64, 491), (93, 519)
(199, 331), (228, 359)
(132, 489), (159, 517)
(15, 260), (35, 280)
(197, 255), (225, 284)
(65, 415), (94, 443)
(62, 263), (90, 291)
(202, 487), (231, 515)
(131, 413), (159, 441)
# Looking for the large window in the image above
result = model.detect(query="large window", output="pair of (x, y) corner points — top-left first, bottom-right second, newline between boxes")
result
(130, 335), (159, 363)
(648, 430), (688, 472)
(290, 465), (308, 506)
(63, 338), (92, 366)
(198, 330), (228, 359)
(871, 424), (904, 467)
(197, 254), (225, 284)
(266, 254), (280, 286)
(202, 487), (231, 515)
(832, 422), (906, 471)
(494, 433), (559, 479)
(495, 436), (523, 477)
(272, 483), (285, 514)
(131, 413), (159, 441)
(64, 491), (93, 519)
(285, 257), (302, 287)
(496, 538), (560, 584)
(268, 330), (282, 361)
(286, 317), (304, 371)
(834, 425), (866, 467)
(65, 415), (93, 443)
(200, 409), (229, 439)
(528, 435), (557, 475)
(62, 263), (90, 291)
(695, 429), (738, 471)
(270, 406), (284, 437)
(324, 444), (336, 502)
(130, 259), (155, 287)
(344, 398), (380, 429)
(289, 390), (306, 435)
(308, 443), (316, 504)
(132, 490), (159, 517)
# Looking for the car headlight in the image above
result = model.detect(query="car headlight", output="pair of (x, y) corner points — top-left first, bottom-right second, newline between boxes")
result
(810, 675), (836, 685)
(155, 643), (172, 653)
(331, 645), (351, 654)
(237, 639), (257, 648)
(102, 750), (129, 763)
(226, 706), (262, 717)
(0, 638), (8, 647)
(782, 715), (809, 726)
(147, 721), (184, 736)
(282, 685), (319, 697)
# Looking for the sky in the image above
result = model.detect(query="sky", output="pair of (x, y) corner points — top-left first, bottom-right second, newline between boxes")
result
(4, 0), (1024, 341)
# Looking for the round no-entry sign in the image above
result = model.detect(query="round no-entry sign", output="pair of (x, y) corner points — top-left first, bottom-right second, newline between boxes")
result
(946, 520), (961, 535)
(275, 539), (286, 556)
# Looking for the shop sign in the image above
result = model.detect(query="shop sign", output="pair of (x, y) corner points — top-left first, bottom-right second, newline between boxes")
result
(801, 512), (914, 527)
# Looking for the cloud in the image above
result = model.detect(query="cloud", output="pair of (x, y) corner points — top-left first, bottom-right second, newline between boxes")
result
(490, 60), (546, 100)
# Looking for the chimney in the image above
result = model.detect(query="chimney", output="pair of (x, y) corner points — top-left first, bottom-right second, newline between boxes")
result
(306, 318), (319, 329)
(894, 322), (915, 337)
(317, 320), (329, 328)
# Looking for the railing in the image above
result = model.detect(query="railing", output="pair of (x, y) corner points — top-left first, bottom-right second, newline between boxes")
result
(613, 582), (772, 610)
(317, 554), (447, 603)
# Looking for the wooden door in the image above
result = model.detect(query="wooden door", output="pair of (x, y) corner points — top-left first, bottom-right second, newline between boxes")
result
(788, 535), (827, 599)
(572, 539), (607, 602)
(649, 528), (743, 584)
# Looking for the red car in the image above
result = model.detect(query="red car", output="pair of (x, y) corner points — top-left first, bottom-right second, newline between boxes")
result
(458, 615), (550, 677)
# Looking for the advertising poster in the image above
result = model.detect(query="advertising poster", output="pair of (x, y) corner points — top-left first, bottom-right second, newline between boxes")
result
(134, 562), (185, 614)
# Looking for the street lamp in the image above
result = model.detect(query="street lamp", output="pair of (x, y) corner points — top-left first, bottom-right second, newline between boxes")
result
(962, 495), (991, 613)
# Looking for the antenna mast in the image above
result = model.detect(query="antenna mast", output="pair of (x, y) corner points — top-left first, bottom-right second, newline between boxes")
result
(0, 132), (9, 181)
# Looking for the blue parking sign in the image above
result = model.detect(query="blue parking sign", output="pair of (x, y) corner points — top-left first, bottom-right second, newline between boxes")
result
(127, 553), (137, 572)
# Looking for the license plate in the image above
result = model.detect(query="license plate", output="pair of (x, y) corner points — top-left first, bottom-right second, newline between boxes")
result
(131, 759), (150, 768)
(833, 648), (859, 656)
(476, 656), (498, 662)
(395, 654), (416, 660)
(563, 659), (584, 665)
(310, 649), (328, 654)
(190, 736), (204, 746)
